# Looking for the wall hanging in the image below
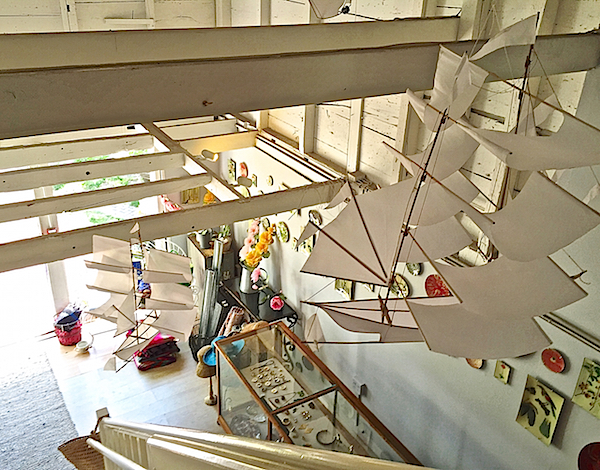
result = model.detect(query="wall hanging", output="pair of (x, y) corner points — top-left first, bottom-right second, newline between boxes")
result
(572, 358), (600, 419)
(517, 375), (564, 446)
(494, 360), (511, 384)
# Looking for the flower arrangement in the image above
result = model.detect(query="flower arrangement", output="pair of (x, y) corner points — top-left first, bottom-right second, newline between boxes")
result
(239, 218), (276, 270)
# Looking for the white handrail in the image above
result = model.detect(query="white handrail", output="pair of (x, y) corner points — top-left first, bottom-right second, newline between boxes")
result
(86, 438), (147, 470)
(98, 418), (431, 470)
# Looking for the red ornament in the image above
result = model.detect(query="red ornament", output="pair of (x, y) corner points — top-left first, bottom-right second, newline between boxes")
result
(425, 274), (450, 297)
(541, 348), (565, 373)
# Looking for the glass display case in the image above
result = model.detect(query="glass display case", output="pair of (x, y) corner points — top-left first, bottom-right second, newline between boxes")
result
(215, 321), (420, 465)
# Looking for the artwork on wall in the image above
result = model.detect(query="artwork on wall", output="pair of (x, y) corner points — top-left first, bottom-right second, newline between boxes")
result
(334, 279), (353, 300)
(517, 375), (565, 446)
(542, 348), (566, 373)
(299, 234), (314, 256)
(277, 221), (290, 243)
(572, 358), (600, 419)
(228, 158), (236, 182)
(251, 174), (258, 186)
(494, 360), (512, 384)
(390, 273), (410, 298)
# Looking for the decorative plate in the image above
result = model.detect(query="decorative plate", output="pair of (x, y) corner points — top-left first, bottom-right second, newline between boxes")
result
(542, 348), (566, 373)
(239, 162), (248, 178)
(262, 218), (270, 229)
(466, 358), (484, 369)
(308, 210), (323, 226)
(239, 186), (250, 198)
(267, 175), (274, 186)
(406, 263), (422, 276)
(277, 221), (289, 243)
(251, 174), (258, 186)
(425, 274), (450, 297)
(390, 273), (410, 298)
(579, 442), (600, 470)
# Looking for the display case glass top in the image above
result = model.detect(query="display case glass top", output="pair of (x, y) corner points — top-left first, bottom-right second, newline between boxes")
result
(215, 322), (420, 465)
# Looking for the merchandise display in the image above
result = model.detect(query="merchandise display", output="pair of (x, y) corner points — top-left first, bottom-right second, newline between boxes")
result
(215, 321), (420, 465)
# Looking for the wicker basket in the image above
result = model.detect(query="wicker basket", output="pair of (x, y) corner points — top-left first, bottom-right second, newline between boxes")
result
(58, 420), (104, 470)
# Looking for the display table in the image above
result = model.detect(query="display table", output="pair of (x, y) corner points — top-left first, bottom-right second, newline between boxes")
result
(214, 321), (420, 465)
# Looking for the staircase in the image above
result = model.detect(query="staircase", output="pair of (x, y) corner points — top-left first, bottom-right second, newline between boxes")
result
(92, 418), (431, 470)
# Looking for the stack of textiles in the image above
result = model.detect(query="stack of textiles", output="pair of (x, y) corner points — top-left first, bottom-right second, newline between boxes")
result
(134, 332), (180, 371)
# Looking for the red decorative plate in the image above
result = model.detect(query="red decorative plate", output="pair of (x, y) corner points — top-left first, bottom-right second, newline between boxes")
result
(542, 348), (565, 373)
(239, 162), (248, 178)
(425, 274), (450, 297)
(579, 442), (600, 470)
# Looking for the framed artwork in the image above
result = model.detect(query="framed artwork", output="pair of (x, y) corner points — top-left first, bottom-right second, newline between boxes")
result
(334, 279), (353, 300)
(516, 375), (564, 446)
(299, 234), (314, 256)
(494, 360), (511, 384)
(572, 358), (600, 419)
(228, 158), (236, 182)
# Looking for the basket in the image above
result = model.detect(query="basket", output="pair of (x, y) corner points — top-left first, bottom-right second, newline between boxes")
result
(58, 419), (104, 470)
(54, 319), (82, 346)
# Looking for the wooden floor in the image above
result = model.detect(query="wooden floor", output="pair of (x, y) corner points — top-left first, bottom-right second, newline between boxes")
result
(33, 316), (222, 436)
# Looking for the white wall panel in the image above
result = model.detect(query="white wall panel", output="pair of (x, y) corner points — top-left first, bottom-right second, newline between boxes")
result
(75, 0), (146, 31)
(0, 16), (63, 33)
(314, 102), (350, 169)
(154, 0), (215, 29)
(1, 0), (60, 15)
(270, 0), (309, 25)
(231, 0), (259, 26)
(268, 106), (304, 144)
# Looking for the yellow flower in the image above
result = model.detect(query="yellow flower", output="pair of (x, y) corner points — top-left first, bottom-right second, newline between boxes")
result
(255, 241), (269, 254)
(245, 250), (262, 268)
(203, 190), (216, 205)
(260, 231), (273, 245)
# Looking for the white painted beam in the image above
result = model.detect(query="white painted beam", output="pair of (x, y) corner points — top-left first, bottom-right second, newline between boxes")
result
(1, 18), (460, 71)
(0, 174), (212, 224)
(143, 122), (244, 201)
(2, 26), (599, 140)
(0, 179), (344, 273)
(160, 118), (237, 141)
(0, 152), (185, 192)
(105, 19), (156, 29)
(58, 0), (79, 32)
(0, 134), (155, 171)
(347, 99), (364, 173)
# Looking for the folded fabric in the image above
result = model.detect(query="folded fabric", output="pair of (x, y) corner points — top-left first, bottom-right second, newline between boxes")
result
(134, 354), (177, 371)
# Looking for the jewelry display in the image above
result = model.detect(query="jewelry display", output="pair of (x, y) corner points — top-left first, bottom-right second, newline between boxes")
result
(316, 429), (338, 446)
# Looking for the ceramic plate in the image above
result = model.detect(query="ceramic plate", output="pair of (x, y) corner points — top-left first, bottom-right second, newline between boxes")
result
(542, 348), (565, 373)
(262, 218), (270, 229)
(308, 210), (323, 226)
(425, 274), (450, 297)
(466, 358), (484, 369)
(391, 273), (410, 298)
(578, 442), (600, 470)
(277, 221), (290, 243)
(406, 263), (422, 276)
(239, 162), (248, 178)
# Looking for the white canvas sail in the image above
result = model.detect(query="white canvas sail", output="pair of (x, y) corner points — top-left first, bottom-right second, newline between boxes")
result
(423, 47), (489, 130)
(431, 256), (587, 320)
(145, 248), (192, 284)
(146, 283), (195, 310)
(87, 270), (133, 295)
(407, 301), (550, 359)
(387, 126), (479, 182)
(458, 115), (600, 171)
(301, 179), (476, 285)
(114, 324), (159, 360)
(470, 14), (538, 61)
(86, 292), (133, 324)
(149, 309), (197, 341)
(92, 235), (131, 267)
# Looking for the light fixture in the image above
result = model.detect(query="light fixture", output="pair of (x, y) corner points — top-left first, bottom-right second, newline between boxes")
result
(200, 149), (219, 162)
